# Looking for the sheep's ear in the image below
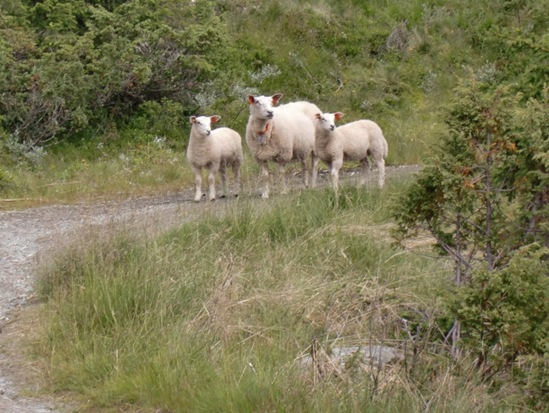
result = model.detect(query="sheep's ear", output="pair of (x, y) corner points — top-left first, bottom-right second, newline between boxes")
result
(334, 112), (344, 121)
(190, 116), (197, 123)
(272, 93), (283, 105)
(247, 95), (255, 105)
(315, 113), (322, 120)
(211, 115), (221, 124)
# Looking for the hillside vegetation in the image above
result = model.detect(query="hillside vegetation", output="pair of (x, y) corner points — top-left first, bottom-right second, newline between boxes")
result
(1, 1), (548, 411)
(1, 0), (546, 202)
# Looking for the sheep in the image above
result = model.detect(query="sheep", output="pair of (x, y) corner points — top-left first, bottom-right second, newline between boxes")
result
(314, 112), (388, 191)
(279, 100), (320, 119)
(245, 93), (319, 198)
(186, 115), (243, 202)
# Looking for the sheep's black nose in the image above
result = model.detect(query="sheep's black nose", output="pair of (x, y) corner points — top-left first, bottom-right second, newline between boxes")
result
(330, 125), (335, 131)
(267, 111), (274, 118)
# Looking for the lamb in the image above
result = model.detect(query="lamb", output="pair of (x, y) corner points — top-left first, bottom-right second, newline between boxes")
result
(245, 93), (319, 198)
(186, 115), (243, 202)
(314, 112), (388, 191)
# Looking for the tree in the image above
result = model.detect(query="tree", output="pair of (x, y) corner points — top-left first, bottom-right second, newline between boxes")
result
(393, 77), (549, 371)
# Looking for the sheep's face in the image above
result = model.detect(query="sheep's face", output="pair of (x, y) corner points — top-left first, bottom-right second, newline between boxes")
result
(247, 94), (282, 120)
(190, 115), (220, 137)
(315, 112), (344, 134)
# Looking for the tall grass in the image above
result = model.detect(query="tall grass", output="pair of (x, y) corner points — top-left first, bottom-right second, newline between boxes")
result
(32, 180), (521, 412)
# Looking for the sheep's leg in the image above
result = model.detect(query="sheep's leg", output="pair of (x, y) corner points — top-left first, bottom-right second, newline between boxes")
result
(300, 157), (309, 188)
(331, 160), (342, 192)
(278, 161), (288, 194)
(360, 158), (371, 186)
(192, 166), (204, 202)
(311, 153), (318, 188)
(207, 166), (218, 201)
(376, 157), (386, 188)
(260, 160), (270, 199)
(219, 161), (227, 199)
(233, 163), (241, 198)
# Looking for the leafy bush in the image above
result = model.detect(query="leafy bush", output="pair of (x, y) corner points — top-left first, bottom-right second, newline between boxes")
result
(393, 58), (548, 411)
(456, 244), (549, 409)
(456, 244), (549, 370)
(4, 134), (47, 167)
(1, 0), (230, 146)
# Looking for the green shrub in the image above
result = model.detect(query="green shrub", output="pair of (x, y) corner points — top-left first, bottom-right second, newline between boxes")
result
(456, 244), (549, 371)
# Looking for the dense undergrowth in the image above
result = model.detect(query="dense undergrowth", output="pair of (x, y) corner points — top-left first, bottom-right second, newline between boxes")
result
(36, 180), (512, 412)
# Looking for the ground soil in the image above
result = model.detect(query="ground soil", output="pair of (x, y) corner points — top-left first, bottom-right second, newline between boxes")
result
(0, 165), (420, 412)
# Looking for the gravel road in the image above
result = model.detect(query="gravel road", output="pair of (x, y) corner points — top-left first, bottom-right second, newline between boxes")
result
(0, 165), (420, 412)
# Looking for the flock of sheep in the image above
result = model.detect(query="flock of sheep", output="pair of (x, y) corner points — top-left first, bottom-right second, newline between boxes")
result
(186, 93), (389, 201)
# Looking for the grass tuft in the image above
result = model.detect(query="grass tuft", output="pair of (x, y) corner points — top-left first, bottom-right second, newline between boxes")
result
(33, 180), (521, 411)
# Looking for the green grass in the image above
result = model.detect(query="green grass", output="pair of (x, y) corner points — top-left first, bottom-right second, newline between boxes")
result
(32, 179), (523, 412)
(0, 0), (478, 206)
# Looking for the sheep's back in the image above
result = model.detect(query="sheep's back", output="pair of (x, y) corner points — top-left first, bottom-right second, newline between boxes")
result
(278, 101), (321, 120)
(336, 120), (371, 159)
(339, 120), (387, 159)
(353, 120), (387, 157)
(273, 108), (315, 158)
(211, 128), (243, 162)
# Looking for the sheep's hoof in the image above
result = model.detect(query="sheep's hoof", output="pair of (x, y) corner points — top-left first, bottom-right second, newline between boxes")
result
(234, 194), (239, 198)
(220, 194), (226, 199)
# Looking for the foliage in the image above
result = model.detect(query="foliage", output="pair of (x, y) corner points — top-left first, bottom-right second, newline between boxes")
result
(393, 79), (545, 281)
(503, 90), (549, 247)
(455, 243), (549, 409)
(455, 244), (549, 371)
(0, 0), (543, 149)
(0, 165), (15, 190)
(1, 0), (228, 147)
(393, 55), (548, 407)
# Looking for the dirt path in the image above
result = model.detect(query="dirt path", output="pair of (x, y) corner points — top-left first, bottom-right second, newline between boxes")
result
(0, 165), (420, 412)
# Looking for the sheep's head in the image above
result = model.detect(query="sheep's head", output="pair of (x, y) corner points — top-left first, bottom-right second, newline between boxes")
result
(247, 94), (283, 120)
(315, 112), (344, 133)
(190, 115), (221, 137)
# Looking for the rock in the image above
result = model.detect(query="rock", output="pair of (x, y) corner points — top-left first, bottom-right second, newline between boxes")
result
(299, 344), (400, 374)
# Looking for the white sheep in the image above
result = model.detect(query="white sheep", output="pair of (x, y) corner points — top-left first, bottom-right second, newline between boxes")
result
(314, 112), (388, 191)
(187, 115), (243, 202)
(245, 93), (319, 198)
(279, 100), (320, 119)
